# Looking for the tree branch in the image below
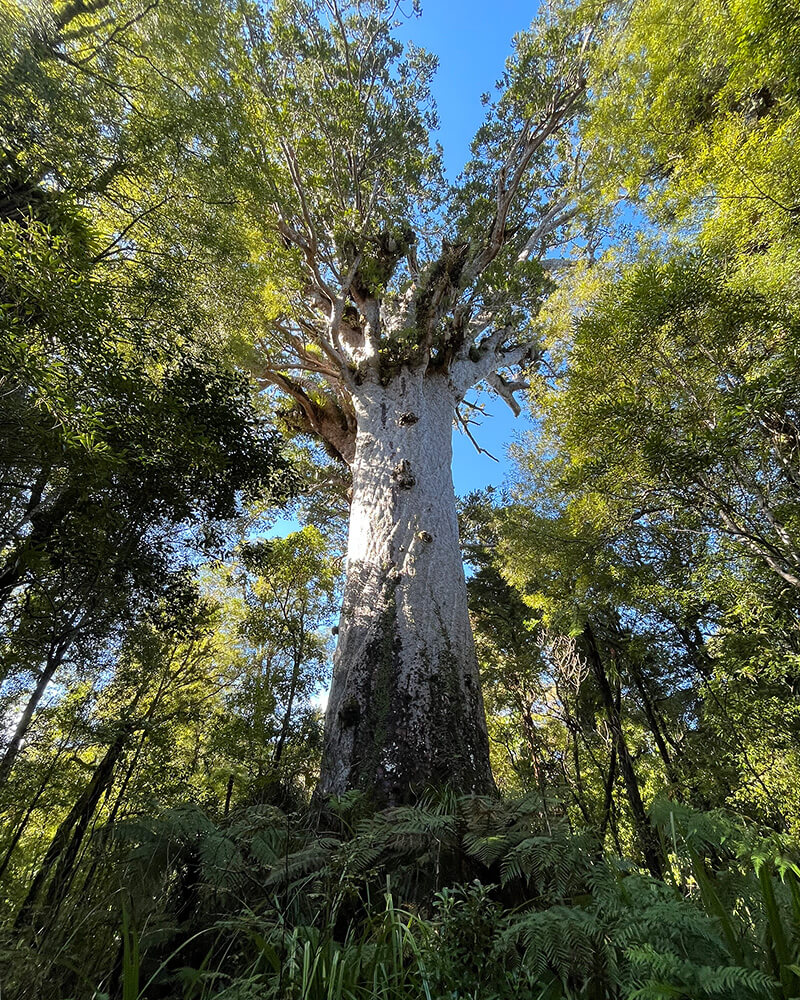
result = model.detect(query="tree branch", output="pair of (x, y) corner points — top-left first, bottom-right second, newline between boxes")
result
(461, 82), (587, 288)
(260, 371), (356, 466)
(484, 371), (529, 417)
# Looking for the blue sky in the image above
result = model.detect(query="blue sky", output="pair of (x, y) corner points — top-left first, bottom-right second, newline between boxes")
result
(396, 0), (537, 179)
(397, 0), (539, 496)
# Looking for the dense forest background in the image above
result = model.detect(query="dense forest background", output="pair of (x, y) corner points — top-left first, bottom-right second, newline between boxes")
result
(2, 0), (800, 997)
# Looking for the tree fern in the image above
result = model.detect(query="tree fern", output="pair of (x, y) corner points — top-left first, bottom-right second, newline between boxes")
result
(52, 794), (800, 1000)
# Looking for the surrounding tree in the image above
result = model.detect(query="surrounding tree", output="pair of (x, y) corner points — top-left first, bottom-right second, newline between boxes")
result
(475, 0), (800, 851)
(206, 526), (339, 805)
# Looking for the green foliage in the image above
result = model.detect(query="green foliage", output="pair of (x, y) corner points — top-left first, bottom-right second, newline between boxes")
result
(7, 794), (800, 999)
(0, 0), (305, 972)
(203, 527), (339, 800)
(3, 1), (800, 998)
(479, 0), (800, 856)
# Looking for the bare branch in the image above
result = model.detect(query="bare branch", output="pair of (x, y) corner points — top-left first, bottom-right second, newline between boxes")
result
(461, 82), (587, 288)
(516, 195), (581, 262)
(450, 328), (541, 400)
(455, 408), (500, 461)
(484, 371), (529, 417)
(90, 194), (173, 263)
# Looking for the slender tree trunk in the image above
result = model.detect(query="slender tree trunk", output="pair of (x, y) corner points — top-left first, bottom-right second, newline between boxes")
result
(0, 636), (71, 786)
(223, 774), (234, 817)
(0, 747), (67, 879)
(516, 694), (552, 828)
(273, 648), (302, 769)
(627, 659), (678, 784)
(318, 370), (495, 803)
(608, 795), (624, 856)
(583, 624), (664, 879)
(599, 744), (617, 842)
(561, 693), (593, 824)
(15, 729), (127, 927)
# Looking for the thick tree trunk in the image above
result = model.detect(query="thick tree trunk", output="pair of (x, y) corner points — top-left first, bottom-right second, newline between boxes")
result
(318, 369), (495, 803)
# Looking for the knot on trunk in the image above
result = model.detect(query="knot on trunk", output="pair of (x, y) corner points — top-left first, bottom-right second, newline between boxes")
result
(398, 411), (418, 426)
(391, 459), (415, 490)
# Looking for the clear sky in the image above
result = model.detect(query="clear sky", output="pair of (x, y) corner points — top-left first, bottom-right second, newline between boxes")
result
(396, 0), (537, 179)
(396, 0), (539, 496)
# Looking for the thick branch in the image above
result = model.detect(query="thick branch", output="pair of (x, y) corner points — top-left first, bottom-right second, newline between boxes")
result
(261, 371), (356, 465)
(449, 329), (540, 402)
(484, 372), (529, 417)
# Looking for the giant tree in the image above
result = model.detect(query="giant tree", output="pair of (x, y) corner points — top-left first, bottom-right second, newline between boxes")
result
(1, 0), (596, 801)
(223, 0), (595, 802)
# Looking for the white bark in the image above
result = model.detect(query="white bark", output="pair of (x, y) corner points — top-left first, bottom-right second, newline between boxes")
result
(318, 366), (495, 802)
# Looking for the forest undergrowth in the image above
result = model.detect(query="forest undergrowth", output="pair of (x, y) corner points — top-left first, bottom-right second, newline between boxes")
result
(5, 789), (800, 1000)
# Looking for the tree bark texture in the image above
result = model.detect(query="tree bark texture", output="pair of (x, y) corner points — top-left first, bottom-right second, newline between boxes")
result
(318, 368), (495, 803)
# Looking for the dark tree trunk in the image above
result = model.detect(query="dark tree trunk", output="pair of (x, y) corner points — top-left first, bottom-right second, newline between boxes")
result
(582, 624), (664, 879)
(273, 647), (302, 769)
(0, 636), (71, 786)
(0, 485), (79, 614)
(627, 658), (678, 784)
(0, 745), (67, 880)
(15, 729), (127, 927)
(600, 743), (617, 841)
